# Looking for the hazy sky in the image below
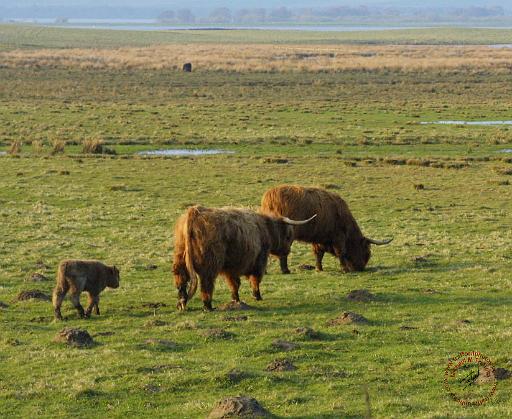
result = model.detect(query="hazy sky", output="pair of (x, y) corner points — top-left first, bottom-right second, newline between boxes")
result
(3, 0), (510, 8)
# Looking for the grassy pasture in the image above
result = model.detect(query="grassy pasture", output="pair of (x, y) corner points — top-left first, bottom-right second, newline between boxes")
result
(1, 26), (512, 418)
(2, 25), (512, 50)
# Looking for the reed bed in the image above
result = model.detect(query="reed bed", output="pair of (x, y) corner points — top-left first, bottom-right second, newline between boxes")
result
(2, 44), (512, 72)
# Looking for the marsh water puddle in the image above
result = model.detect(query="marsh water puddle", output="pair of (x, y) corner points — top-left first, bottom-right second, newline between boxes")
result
(421, 120), (512, 126)
(136, 149), (235, 156)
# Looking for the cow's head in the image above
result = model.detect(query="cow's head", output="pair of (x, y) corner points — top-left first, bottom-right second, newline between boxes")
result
(342, 236), (393, 272)
(272, 214), (317, 255)
(173, 262), (193, 310)
(107, 265), (120, 288)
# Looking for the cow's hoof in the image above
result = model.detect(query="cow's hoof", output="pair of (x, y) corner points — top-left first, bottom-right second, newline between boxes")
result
(177, 300), (187, 311)
(252, 291), (262, 301)
(281, 269), (291, 275)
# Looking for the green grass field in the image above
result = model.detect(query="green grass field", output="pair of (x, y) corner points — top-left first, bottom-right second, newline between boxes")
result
(2, 24), (512, 49)
(0, 25), (511, 418)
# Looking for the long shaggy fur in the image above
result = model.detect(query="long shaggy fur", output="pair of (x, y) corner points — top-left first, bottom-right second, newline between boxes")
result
(261, 185), (371, 272)
(52, 259), (120, 320)
(173, 205), (294, 310)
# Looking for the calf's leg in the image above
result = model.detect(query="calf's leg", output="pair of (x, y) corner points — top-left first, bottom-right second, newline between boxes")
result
(69, 291), (86, 318)
(85, 293), (100, 317)
(52, 285), (68, 320)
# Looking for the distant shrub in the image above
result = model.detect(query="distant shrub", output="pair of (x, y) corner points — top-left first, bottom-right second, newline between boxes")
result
(51, 139), (66, 155)
(9, 140), (22, 155)
(82, 139), (116, 155)
(31, 140), (44, 154)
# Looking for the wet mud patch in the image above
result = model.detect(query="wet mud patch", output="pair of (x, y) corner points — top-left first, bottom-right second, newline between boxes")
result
(295, 326), (323, 340)
(271, 340), (299, 352)
(223, 315), (248, 322)
(208, 396), (271, 418)
(328, 312), (369, 326)
(201, 328), (235, 340)
(346, 289), (375, 302)
(55, 328), (94, 348)
(16, 290), (51, 302)
(266, 359), (297, 372)
(26, 272), (49, 282)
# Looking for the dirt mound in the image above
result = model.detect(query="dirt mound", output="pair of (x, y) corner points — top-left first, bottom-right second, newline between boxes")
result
(495, 367), (512, 381)
(201, 328), (234, 340)
(225, 369), (248, 384)
(137, 364), (182, 374)
(271, 340), (298, 352)
(144, 339), (177, 350)
(208, 396), (271, 418)
(17, 290), (51, 302)
(218, 301), (253, 311)
(295, 327), (322, 340)
(266, 359), (297, 372)
(328, 312), (369, 326)
(26, 272), (49, 282)
(346, 289), (375, 302)
(54, 328), (94, 348)
(224, 315), (248, 322)
(399, 325), (418, 331)
(144, 319), (167, 327)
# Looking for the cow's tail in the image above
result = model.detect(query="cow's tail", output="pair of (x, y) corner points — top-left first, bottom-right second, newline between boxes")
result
(183, 207), (199, 301)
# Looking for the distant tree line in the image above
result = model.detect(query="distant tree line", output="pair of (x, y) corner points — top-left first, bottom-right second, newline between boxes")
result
(157, 6), (508, 24)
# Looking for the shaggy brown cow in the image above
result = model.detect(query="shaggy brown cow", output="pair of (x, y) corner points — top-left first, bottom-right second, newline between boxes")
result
(173, 205), (315, 311)
(260, 185), (392, 273)
(52, 260), (120, 320)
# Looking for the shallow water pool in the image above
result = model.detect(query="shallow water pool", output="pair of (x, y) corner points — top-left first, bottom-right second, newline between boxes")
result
(136, 149), (235, 156)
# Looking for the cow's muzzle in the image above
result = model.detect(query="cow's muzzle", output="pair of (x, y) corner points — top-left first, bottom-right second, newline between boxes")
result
(177, 298), (187, 311)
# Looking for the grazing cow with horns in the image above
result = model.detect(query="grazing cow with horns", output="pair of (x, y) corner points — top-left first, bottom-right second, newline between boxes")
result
(173, 205), (316, 311)
(260, 185), (392, 273)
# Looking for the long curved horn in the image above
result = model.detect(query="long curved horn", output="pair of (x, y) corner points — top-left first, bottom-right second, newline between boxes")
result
(282, 214), (317, 225)
(366, 237), (393, 245)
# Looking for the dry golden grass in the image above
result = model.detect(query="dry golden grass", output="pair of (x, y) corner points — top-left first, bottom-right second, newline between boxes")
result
(2, 44), (512, 72)
(50, 139), (66, 155)
(9, 140), (21, 155)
